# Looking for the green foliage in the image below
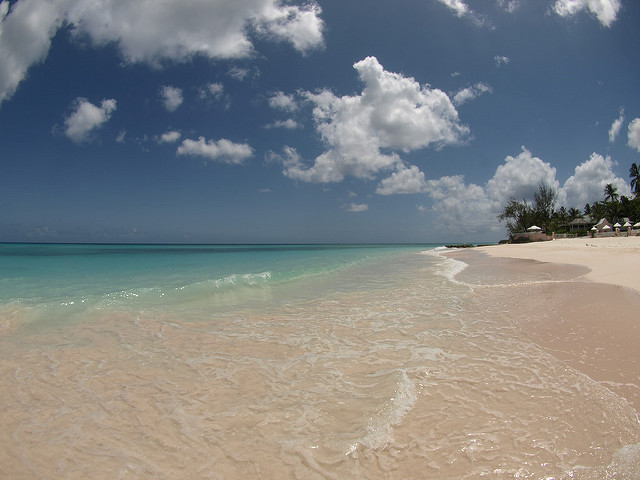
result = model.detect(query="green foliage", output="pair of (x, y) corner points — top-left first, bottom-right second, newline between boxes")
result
(497, 184), (560, 237)
(603, 183), (619, 203)
(587, 181), (640, 223)
(499, 163), (640, 238)
(630, 162), (640, 198)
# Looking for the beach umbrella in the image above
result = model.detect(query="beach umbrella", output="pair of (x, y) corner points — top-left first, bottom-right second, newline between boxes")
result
(527, 225), (541, 231)
(591, 226), (598, 231)
(602, 225), (612, 230)
(614, 222), (622, 228)
(623, 221), (632, 228)
(634, 222), (640, 228)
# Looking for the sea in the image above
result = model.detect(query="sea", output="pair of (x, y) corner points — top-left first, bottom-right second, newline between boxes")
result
(1, 243), (639, 479)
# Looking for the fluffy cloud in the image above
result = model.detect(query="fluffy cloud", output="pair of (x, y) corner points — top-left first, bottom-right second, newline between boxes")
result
(452, 82), (492, 107)
(158, 130), (181, 144)
(268, 91), (298, 112)
(199, 82), (225, 100)
(0, 0), (62, 105)
(160, 86), (183, 112)
(562, 152), (630, 208)
(609, 108), (624, 142)
(421, 148), (631, 236)
(552, 0), (621, 27)
(252, 2), (324, 53)
(424, 175), (498, 234)
(64, 0), (324, 63)
(177, 137), (253, 165)
(485, 147), (559, 206)
(63, 97), (117, 143)
(435, 146), (561, 233)
(285, 56), (469, 183)
(376, 164), (427, 195)
(628, 118), (640, 152)
(0, 0), (324, 106)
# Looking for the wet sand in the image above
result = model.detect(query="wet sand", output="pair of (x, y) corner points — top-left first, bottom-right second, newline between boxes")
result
(445, 237), (640, 411)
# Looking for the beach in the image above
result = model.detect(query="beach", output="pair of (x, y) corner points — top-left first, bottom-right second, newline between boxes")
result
(445, 236), (640, 413)
(478, 236), (640, 294)
(1, 243), (640, 478)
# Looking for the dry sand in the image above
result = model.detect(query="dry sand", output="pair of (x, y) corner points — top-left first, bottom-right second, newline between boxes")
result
(478, 236), (640, 293)
(445, 236), (640, 411)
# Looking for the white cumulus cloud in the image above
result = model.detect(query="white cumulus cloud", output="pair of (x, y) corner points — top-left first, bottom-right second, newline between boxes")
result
(64, 0), (324, 63)
(377, 164), (427, 195)
(177, 137), (253, 165)
(0, 0), (324, 107)
(628, 118), (640, 152)
(485, 147), (559, 206)
(63, 97), (117, 143)
(284, 56), (469, 183)
(160, 86), (183, 112)
(0, 0), (62, 106)
(561, 152), (630, 208)
(253, 2), (324, 53)
(421, 147), (631, 237)
(552, 0), (621, 27)
(199, 82), (224, 100)
(425, 175), (497, 235)
(158, 130), (181, 144)
(268, 91), (298, 112)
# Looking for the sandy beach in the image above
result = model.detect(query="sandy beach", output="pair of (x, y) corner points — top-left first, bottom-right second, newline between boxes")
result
(2, 243), (640, 478)
(479, 236), (640, 293)
(446, 236), (640, 411)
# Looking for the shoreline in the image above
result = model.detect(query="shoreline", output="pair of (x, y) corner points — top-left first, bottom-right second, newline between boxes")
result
(443, 237), (640, 411)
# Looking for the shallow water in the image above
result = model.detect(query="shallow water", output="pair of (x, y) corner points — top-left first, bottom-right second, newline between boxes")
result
(1, 244), (639, 479)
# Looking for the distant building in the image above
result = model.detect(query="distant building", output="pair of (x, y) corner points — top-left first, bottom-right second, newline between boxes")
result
(566, 216), (592, 232)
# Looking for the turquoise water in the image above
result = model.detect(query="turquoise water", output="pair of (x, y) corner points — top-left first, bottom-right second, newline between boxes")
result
(0, 243), (439, 325)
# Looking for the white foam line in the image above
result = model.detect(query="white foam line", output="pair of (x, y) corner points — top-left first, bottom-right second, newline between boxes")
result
(420, 249), (472, 287)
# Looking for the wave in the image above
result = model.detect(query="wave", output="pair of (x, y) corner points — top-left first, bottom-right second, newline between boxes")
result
(0, 270), (280, 331)
(421, 249), (470, 285)
(340, 369), (418, 456)
(94, 270), (278, 310)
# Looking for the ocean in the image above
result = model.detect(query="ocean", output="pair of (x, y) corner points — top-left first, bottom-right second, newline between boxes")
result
(1, 243), (639, 479)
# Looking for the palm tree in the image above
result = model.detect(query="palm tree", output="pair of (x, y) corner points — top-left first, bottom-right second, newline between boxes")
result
(604, 183), (619, 203)
(630, 162), (640, 197)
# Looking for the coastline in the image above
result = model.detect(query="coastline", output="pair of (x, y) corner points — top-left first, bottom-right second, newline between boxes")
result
(443, 237), (640, 411)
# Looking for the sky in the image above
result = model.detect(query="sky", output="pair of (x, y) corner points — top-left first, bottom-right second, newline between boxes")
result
(1, 0), (639, 243)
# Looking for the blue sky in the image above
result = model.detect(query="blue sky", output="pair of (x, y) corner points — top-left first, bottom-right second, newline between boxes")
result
(1, 0), (639, 243)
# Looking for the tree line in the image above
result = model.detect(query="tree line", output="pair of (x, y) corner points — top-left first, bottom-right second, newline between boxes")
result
(498, 162), (640, 237)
